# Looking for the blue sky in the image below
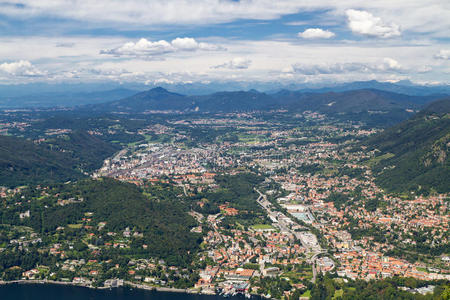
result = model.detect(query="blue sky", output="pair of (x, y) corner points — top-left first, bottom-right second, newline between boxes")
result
(0, 0), (449, 86)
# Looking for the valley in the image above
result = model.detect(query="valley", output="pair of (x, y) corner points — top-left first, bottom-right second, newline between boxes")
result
(0, 91), (448, 299)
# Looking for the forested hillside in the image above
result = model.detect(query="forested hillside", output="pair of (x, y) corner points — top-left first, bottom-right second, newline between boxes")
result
(0, 130), (120, 187)
(44, 130), (120, 172)
(363, 98), (450, 194)
(1, 178), (201, 265)
(0, 135), (84, 187)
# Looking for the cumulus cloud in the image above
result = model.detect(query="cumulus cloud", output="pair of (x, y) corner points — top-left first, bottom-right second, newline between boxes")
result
(101, 39), (173, 56)
(171, 37), (222, 51)
(212, 57), (252, 69)
(298, 28), (335, 39)
(380, 57), (403, 72)
(152, 78), (175, 85)
(0, 60), (44, 77)
(346, 9), (401, 38)
(101, 37), (223, 57)
(289, 58), (406, 75)
(434, 50), (450, 60)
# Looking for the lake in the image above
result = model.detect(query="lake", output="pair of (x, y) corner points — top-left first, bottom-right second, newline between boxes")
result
(0, 283), (251, 300)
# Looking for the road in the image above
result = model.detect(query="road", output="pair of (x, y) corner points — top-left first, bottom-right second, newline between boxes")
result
(206, 213), (230, 261)
(255, 188), (326, 283)
(309, 250), (327, 283)
(255, 189), (313, 242)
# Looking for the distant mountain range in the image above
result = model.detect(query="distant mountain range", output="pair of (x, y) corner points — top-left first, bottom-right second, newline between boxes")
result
(0, 80), (449, 108)
(0, 87), (138, 108)
(363, 98), (450, 194)
(281, 80), (450, 96)
(97, 86), (440, 112)
(88, 86), (446, 126)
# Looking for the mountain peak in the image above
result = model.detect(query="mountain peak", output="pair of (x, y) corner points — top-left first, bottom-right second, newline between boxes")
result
(139, 87), (185, 99)
(148, 86), (170, 93)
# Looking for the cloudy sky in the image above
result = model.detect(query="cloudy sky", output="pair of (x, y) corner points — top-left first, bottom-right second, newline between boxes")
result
(0, 0), (449, 86)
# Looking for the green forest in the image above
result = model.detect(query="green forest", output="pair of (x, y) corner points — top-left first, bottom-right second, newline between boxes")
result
(0, 179), (202, 266)
(0, 134), (85, 187)
(363, 99), (450, 194)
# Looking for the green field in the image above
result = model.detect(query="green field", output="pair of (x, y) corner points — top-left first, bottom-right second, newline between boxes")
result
(251, 224), (274, 230)
(301, 290), (311, 298)
(416, 267), (429, 273)
(237, 133), (269, 144)
(282, 265), (313, 282)
(68, 224), (83, 229)
(365, 152), (395, 167)
(333, 289), (344, 299)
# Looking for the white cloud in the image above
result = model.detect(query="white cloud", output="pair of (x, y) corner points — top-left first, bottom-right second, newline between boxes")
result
(434, 50), (450, 60)
(84, 67), (132, 76)
(1, 1), (319, 26)
(213, 57), (252, 69)
(284, 21), (309, 26)
(346, 9), (401, 38)
(171, 37), (198, 51)
(55, 42), (75, 48)
(1, 1), (448, 39)
(281, 65), (295, 73)
(101, 37), (223, 57)
(0, 37), (446, 84)
(172, 37), (224, 51)
(380, 57), (403, 71)
(290, 58), (406, 75)
(152, 78), (175, 85)
(0, 60), (44, 77)
(101, 39), (173, 57)
(417, 65), (432, 73)
(298, 28), (335, 39)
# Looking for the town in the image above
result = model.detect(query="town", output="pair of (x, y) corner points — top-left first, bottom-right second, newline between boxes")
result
(0, 110), (448, 299)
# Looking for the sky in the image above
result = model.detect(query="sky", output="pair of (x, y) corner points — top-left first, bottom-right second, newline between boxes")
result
(0, 0), (449, 86)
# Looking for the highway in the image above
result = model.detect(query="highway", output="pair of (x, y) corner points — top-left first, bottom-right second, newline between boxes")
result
(255, 188), (326, 283)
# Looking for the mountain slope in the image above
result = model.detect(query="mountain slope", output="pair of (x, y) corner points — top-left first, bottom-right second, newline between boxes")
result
(12, 178), (200, 265)
(293, 80), (450, 96)
(193, 90), (274, 112)
(101, 87), (432, 110)
(95, 87), (192, 112)
(0, 130), (119, 187)
(363, 98), (450, 194)
(276, 89), (419, 111)
(44, 130), (121, 172)
(0, 135), (85, 187)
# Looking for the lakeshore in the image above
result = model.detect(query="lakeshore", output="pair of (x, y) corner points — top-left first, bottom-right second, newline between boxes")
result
(0, 279), (213, 294)
(0, 282), (253, 300)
